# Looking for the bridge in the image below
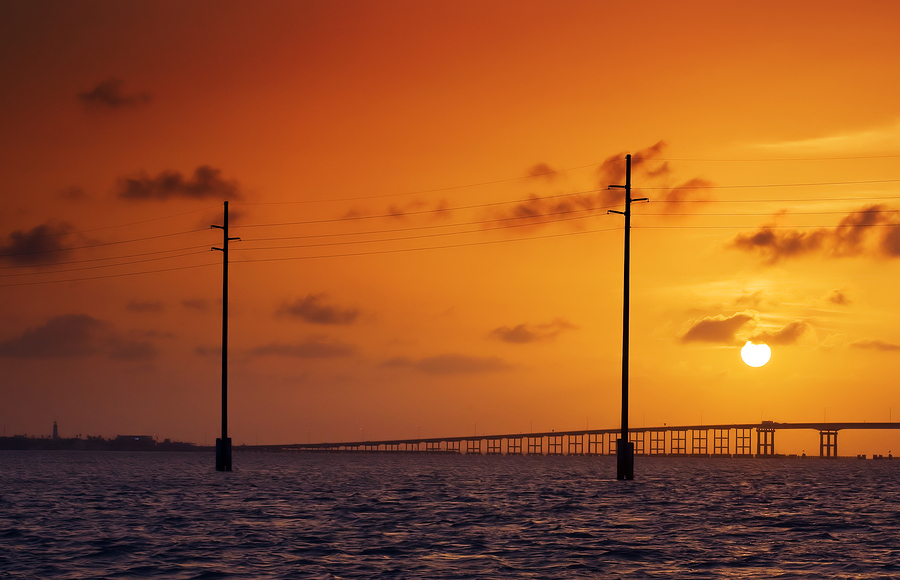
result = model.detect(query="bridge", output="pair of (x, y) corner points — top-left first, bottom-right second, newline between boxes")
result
(249, 421), (900, 458)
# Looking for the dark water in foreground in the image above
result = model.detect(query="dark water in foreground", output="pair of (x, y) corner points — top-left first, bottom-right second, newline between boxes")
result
(1, 452), (899, 579)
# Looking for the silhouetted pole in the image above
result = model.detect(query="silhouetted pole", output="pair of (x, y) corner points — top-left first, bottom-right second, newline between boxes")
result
(608, 154), (648, 480)
(212, 201), (240, 471)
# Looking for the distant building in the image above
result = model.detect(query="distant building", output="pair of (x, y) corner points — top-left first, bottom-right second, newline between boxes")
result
(52, 421), (59, 441)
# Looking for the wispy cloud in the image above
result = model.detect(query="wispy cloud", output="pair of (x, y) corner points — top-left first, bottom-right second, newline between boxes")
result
(182, 298), (211, 311)
(527, 163), (558, 181)
(752, 120), (900, 154)
(117, 166), (241, 201)
(249, 338), (356, 358)
(849, 338), (900, 352)
(489, 318), (577, 344)
(126, 301), (164, 313)
(0, 314), (157, 361)
(78, 78), (151, 110)
(277, 294), (360, 325)
(750, 320), (812, 346)
(382, 353), (512, 375)
(0, 221), (75, 266)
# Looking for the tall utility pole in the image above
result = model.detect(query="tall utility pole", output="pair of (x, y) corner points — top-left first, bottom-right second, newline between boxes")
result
(608, 154), (648, 480)
(212, 201), (240, 472)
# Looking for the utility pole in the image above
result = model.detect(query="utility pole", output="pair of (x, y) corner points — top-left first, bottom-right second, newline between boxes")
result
(212, 201), (240, 471)
(608, 154), (648, 480)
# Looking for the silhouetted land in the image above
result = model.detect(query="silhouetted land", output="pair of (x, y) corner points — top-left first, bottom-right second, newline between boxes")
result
(0, 435), (200, 452)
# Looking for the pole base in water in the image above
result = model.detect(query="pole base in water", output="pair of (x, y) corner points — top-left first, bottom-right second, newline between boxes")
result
(216, 437), (232, 472)
(616, 439), (634, 480)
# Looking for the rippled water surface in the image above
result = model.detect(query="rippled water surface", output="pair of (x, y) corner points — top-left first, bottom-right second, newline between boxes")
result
(2, 451), (899, 578)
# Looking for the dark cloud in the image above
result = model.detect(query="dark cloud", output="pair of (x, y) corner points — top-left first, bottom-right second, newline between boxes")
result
(849, 339), (900, 352)
(182, 298), (210, 311)
(277, 294), (359, 325)
(78, 78), (151, 109)
(489, 319), (577, 344)
(493, 142), (709, 229)
(680, 311), (757, 345)
(750, 320), (811, 346)
(58, 186), (88, 201)
(126, 301), (164, 313)
(655, 177), (714, 209)
(382, 353), (512, 375)
(826, 289), (850, 306)
(0, 314), (157, 361)
(117, 166), (240, 201)
(194, 345), (219, 357)
(528, 163), (557, 180)
(0, 221), (75, 265)
(250, 338), (356, 358)
(345, 199), (451, 222)
(731, 205), (900, 263)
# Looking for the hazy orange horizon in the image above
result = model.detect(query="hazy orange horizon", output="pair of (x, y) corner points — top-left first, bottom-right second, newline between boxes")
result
(2, 1), (900, 456)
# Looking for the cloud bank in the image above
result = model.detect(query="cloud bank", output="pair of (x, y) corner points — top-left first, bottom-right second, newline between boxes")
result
(0, 314), (157, 361)
(731, 205), (900, 263)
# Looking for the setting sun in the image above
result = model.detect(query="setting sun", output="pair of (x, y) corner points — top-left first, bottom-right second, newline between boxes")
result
(741, 341), (772, 368)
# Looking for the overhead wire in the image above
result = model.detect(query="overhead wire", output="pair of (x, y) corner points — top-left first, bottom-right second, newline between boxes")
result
(233, 225), (622, 264)
(0, 249), (214, 279)
(1, 204), (222, 240)
(0, 244), (213, 271)
(4, 159), (900, 285)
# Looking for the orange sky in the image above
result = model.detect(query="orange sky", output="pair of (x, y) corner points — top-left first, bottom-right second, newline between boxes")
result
(2, 1), (900, 455)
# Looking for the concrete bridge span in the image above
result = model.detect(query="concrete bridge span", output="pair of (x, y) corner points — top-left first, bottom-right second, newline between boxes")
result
(251, 421), (900, 458)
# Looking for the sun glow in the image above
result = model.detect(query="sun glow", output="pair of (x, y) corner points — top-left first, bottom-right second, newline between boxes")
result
(741, 341), (771, 367)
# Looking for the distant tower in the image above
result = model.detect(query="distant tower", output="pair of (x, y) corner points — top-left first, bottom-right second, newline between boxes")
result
(52, 421), (59, 441)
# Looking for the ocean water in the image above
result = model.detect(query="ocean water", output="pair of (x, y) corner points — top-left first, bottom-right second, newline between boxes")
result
(1, 451), (899, 579)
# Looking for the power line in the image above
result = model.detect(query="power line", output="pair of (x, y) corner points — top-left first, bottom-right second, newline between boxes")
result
(1, 204), (221, 240)
(233, 226), (621, 264)
(638, 178), (900, 191)
(642, 154), (900, 162)
(235, 163), (608, 205)
(232, 188), (609, 229)
(238, 204), (621, 248)
(0, 261), (218, 288)
(636, 223), (900, 230)
(0, 250), (211, 279)
(0, 244), (211, 271)
(0, 228), (212, 261)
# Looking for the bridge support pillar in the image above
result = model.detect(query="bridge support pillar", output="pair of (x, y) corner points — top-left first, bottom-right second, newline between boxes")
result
(587, 433), (604, 455)
(757, 427), (776, 457)
(820, 430), (838, 457)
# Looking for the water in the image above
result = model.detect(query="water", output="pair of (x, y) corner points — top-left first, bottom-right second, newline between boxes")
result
(2, 452), (899, 579)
